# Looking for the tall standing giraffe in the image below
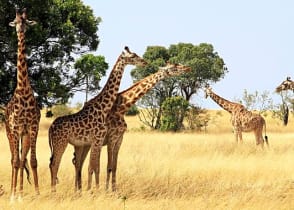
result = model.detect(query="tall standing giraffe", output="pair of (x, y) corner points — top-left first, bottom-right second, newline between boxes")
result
(204, 85), (268, 147)
(72, 62), (191, 191)
(5, 9), (40, 200)
(49, 46), (147, 192)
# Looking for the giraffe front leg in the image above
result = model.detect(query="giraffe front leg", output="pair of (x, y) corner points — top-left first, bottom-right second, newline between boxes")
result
(87, 144), (102, 191)
(73, 146), (83, 192)
(111, 136), (124, 192)
(73, 145), (90, 192)
(19, 133), (31, 199)
(88, 130), (106, 191)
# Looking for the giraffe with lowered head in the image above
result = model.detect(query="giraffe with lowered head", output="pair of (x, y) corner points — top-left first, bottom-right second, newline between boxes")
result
(72, 62), (191, 191)
(49, 46), (147, 192)
(204, 85), (268, 147)
(5, 8), (40, 200)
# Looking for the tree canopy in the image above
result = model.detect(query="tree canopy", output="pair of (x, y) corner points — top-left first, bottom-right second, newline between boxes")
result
(0, 0), (101, 107)
(72, 54), (108, 102)
(131, 43), (228, 129)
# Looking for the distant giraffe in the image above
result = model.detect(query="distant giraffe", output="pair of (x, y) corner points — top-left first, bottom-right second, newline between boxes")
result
(49, 46), (147, 192)
(204, 85), (268, 147)
(276, 76), (294, 125)
(5, 9), (40, 200)
(72, 62), (191, 191)
(276, 76), (294, 92)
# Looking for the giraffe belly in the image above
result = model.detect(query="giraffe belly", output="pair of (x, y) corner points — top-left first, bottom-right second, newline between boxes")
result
(69, 136), (92, 146)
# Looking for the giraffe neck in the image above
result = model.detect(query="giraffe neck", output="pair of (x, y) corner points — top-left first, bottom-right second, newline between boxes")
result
(16, 31), (31, 92)
(85, 54), (127, 113)
(113, 70), (167, 114)
(209, 91), (239, 113)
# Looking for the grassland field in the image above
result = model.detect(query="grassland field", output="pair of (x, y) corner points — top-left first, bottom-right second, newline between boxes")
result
(0, 110), (293, 210)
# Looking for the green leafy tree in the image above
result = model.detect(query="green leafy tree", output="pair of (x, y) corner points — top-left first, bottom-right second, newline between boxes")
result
(160, 96), (189, 132)
(132, 43), (227, 129)
(0, 0), (101, 107)
(72, 54), (108, 102)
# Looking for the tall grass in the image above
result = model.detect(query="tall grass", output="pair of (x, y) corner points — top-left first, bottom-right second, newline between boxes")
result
(0, 110), (293, 209)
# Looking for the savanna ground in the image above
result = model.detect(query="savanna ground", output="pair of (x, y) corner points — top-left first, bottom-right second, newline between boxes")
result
(0, 110), (294, 210)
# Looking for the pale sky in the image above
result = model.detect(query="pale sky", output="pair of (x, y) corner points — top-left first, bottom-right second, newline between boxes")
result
(73, 0), (294, 109)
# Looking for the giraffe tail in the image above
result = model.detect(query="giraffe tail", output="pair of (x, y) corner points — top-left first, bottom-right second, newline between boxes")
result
(48, 127), (54, 166)
(24, 158), (31, 184)
(264, 121), (269, 147)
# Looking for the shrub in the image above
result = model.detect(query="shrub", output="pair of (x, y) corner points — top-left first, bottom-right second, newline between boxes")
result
(125, 105), (139, 116)
(160, 96), (189, 132)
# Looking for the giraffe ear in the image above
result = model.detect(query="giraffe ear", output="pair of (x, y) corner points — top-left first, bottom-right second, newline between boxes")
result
(9, 21), (16, 27)
(26, 20), (37, 26)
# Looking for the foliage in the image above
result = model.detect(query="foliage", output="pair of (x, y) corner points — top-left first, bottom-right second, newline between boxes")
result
(132, 43), (227, 130)
(235, 89), (274, 116)
(272, 91), (294, 125)
(0, 0), (101, 107)
(51, 104), (73, 118)
(72, 54), (108, 102)
(160, 96), (189, 132)
(125, 105), (139, 116)
(185, 105), (210, 132)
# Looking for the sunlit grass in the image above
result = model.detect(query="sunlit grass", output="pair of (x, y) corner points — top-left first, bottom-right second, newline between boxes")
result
(0, 110), (293, 209)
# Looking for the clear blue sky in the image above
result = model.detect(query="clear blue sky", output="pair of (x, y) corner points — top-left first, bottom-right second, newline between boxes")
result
(73, 0), (294, 109)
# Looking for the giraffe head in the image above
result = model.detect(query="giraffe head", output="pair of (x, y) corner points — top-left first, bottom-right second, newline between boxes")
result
(9, 8), (36, 33)
(159, 62), (191, 76)
(204, 84), (213, 99)
(122, 46), (147, 66)
(276, 76), (294, 93)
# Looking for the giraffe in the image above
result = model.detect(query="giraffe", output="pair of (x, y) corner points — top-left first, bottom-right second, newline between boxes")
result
(72, 62), (191, 191)
(49, 46), (147, 192)
(275, 76), (294, 125)
(276, 76), (294, 92)
(204, 85), (268, 147)
(5, 9), (40, 200)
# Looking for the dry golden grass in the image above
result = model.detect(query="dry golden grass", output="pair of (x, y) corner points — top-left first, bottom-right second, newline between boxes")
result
(0, 110), (294, 209)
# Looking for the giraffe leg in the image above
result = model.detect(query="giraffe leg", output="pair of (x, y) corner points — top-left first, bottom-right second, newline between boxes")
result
(73, 145), (90, 192)
(111, 134), (124, 191)
(88, 130), (106, 191)
(234, 129), (238, 143)
(254, 129), (264, 148)
(10, 134), (20, 201)
(30, 128), (39, 195)
(238, 131), (243, 144)
(106, 141), (114, 191)
(49, 136), (68, 193)
(80, 145), (91, 190)
(87, 145), (102, 191)
(73, 146), (83, 192)
(19, 133), (31, 199)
